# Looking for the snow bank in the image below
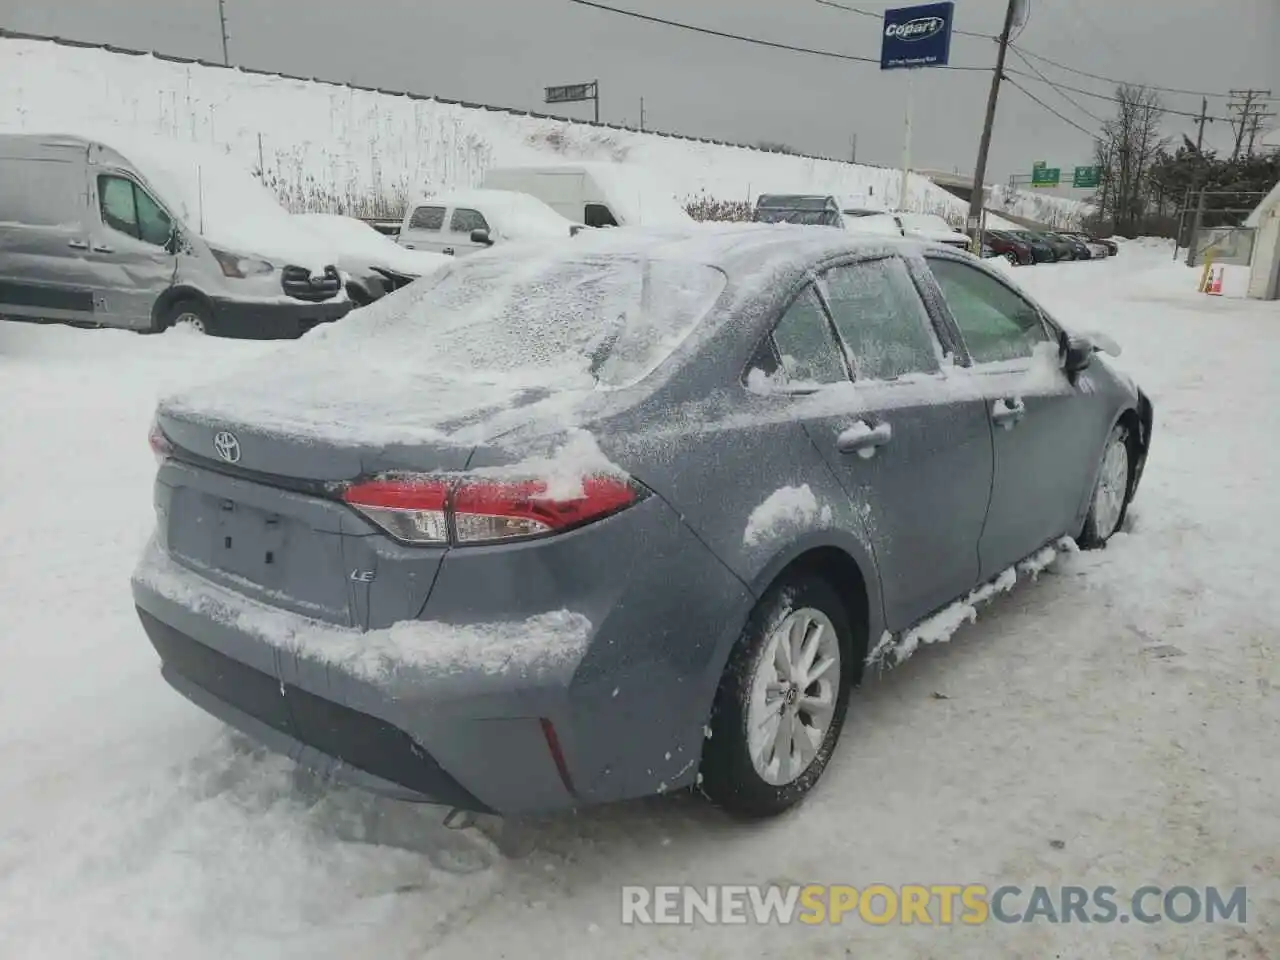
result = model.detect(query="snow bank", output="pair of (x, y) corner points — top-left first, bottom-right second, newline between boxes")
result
(868, 538), (1072, 666)
(744, 485), (832, 546)
(135, 544), (592, 681)
(0, 36), (974, 220)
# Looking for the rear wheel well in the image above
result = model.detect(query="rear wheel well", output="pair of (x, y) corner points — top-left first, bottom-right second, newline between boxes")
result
(151, 287), (214, 333)
(775, 547), (871, 685)
(1117, 407), (1143, 491)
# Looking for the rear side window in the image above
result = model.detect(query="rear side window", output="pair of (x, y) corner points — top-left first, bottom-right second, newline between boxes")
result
(98, 175), (172, 248)
(769, 286), (848, 386)
(450, 208), (489, 234)
(821, 258), (940, 381)
(0, 156), (86, 227)
(928, 258), (1049, 363)
(408, 206), (445, 231)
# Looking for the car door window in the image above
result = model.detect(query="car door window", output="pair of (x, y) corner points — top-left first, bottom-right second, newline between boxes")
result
(408, 205), (445, 231)
(927, 257), (1050, 363)
(584, 203), (618, 227)
(450, 208), (489, 234)
(99, 176), (173, 249)
(134, 186), (173, 248)
(820, 258), (940, 381)
(99, 176), (139, 237)
(768, 285), (848, 385)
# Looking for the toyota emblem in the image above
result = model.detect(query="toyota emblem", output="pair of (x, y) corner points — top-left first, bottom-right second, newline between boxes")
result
(213, 431), (242, 464)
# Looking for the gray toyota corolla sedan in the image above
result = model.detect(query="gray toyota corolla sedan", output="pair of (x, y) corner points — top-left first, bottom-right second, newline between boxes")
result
(133, 224), (1153, 819)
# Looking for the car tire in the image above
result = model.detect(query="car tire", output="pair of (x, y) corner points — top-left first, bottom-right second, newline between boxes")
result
(158, 299), (214, 336)
(1077, 422), (1133, 549)
(700, 573), (854, 819)
(1004, 252), (1019, 266)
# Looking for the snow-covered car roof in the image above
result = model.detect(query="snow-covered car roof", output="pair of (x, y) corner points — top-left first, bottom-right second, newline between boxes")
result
(294, 213), (451, 277)
(409, 188), (578, 239)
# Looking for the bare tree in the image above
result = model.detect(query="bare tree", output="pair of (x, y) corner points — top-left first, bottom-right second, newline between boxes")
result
(1093, 85), (1169, 235)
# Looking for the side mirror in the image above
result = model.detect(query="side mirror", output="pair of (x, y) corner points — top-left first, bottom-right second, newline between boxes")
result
(1061, 332), (1094, 380)
(470, 229), (494, 246)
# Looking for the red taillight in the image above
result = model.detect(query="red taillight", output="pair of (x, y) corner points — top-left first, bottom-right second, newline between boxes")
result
(453, 476), (640, 543)
(149, 420), (173, 464)
(341, 473), (644, 546)
(342, 478), (450, 544)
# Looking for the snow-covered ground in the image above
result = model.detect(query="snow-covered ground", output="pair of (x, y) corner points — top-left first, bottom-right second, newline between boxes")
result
(0, 36), (1085, 227)
(2, 243), (1277, 958)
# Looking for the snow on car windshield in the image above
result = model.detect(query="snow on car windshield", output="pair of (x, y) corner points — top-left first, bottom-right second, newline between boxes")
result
(315, 249), (727, 388)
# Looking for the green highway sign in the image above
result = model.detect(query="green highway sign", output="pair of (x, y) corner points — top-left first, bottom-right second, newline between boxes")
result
(1072, 165), (1102, 188)
(1031, 166), (1061, 187)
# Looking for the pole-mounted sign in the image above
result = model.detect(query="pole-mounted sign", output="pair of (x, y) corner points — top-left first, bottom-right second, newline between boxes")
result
(881, 3), (955, 208)
(880, 2), (956, 70)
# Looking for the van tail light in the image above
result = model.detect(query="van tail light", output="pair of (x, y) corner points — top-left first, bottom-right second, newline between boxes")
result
(341, 474), (646, 546)
(149, 419), (173, 464)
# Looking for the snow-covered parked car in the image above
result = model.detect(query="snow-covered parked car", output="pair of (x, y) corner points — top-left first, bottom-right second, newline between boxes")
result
(134, 224), (1153, 819)
(294, 214), (452, 305)
(397, 189), (581, 257)
(894, 212), (972, 251)
(0, 131), (351, 338)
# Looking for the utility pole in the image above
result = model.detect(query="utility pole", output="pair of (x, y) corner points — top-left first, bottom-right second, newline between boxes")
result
(1194, 97), (1208, 152)
(217, 0), (230, 66)
(1228, 89), (1272, 160)
(966, 0), (1019, 240)
(851, 132), (858, 164)
(639, 97), (645, 132)
(1247, 109), (1274, 156)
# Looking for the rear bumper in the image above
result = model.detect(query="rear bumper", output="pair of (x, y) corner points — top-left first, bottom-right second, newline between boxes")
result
(209, 297), (352, 339)
(131, 493), (752, 814)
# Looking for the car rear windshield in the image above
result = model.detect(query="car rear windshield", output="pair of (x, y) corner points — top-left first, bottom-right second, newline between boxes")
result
(345, 253), (727, 388)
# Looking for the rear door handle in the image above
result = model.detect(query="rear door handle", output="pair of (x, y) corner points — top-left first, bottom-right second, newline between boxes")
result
(92, 244), (114, 253)
(991, 398), (1026, 427)
(837, 420), (892, 457)
(442, 247), (456, 256)
(67, 239), (89, 250)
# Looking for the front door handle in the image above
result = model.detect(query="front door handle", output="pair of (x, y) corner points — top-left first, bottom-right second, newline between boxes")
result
(67, 239), (89, 250)
(837, 420), (892, 457)
(92, 244), (114, 253)
(443, 247), (456, 256)
(991, 397), (1026, 427)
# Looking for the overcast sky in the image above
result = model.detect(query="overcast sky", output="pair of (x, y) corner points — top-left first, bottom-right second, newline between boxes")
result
(2, 0), (1277, 187)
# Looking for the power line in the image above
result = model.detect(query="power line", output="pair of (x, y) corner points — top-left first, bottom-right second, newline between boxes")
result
(1004, 56), (1235, 122)
(567, 0), (991, 70)
(812, 0), (991, 39)
(1005, 77), (1098, 139)
(1008, 45), (1106, 126)
(1009, 44), (1278, 103)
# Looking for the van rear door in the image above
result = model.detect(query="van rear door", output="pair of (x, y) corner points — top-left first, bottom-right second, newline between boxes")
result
(0, 140), (99, 325)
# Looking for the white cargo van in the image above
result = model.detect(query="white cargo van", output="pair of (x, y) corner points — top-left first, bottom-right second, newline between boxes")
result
(480, 162), (692, 228)
(0, 131), (350, 337)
